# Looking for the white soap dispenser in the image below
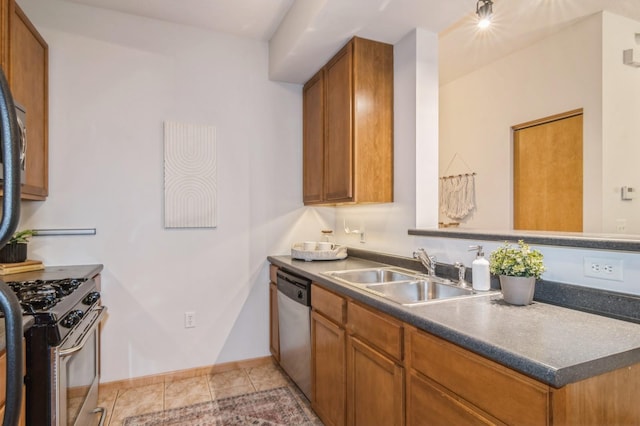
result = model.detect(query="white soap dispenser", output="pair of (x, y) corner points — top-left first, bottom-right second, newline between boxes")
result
(469, 245), (490, 291)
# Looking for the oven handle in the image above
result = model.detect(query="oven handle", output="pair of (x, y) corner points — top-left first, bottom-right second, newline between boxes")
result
(59, 305), (107, 358)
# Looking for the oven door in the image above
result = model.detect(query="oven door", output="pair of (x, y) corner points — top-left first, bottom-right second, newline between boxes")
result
(54, 305), (107, 426)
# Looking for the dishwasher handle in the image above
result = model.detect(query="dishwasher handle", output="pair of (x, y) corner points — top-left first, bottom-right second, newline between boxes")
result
(276, 270), (311, 306)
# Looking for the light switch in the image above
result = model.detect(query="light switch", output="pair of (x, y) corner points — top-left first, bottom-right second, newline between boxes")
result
(621, 186), (635, 201)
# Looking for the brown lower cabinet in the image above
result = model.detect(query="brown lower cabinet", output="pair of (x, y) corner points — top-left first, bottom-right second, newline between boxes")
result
(406, 326), (548, 425)
(0, 339), (27, 425)
(311, 310), (346, 426)
(311, 284), (347, 426)
(300, 280), (640, 426)
(407, 371), (499, 426)
(311, 284), (404, 426)
(347, 336), (404, 426)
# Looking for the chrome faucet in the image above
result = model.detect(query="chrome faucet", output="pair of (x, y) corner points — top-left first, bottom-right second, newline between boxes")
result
(413, 248), (436, 277)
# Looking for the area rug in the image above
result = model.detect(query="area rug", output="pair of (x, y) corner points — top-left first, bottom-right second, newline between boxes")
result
(123, 386), (323, 426)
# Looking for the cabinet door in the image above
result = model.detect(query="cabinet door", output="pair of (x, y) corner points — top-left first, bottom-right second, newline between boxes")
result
(347, 336), (404, 426)
(324, 43), (353, 203)
(0, 340), (26, 425)
(269, 282), (280, 362)
(0, 0), (8, 70)
(351, 37), (394, 203)
(303, 70), (325, 204)
(408, 329), (549, 425)
(9, 3), (48, 200)
(311, 311), (346, 426)
(407, 372), (500, 426)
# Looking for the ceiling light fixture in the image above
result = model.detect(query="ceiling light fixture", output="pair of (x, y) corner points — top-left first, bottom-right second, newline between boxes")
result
(476, 0), (493, 29)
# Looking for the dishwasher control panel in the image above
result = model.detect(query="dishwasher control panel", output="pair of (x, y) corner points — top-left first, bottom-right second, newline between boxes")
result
(276, 269), (311, 306)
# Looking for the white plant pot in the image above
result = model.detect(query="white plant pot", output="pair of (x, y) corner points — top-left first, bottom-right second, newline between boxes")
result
(499, 275), (536, 305)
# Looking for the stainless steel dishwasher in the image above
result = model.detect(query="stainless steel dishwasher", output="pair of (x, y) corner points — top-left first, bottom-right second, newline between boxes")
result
(276, 269), (312, 399)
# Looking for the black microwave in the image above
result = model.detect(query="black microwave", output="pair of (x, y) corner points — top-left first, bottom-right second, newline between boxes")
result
(0, 102), (26, 183)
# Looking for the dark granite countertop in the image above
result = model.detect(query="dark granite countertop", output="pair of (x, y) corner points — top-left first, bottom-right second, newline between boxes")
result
(0, 264), (104, 353)
(268, 255), (640, 388)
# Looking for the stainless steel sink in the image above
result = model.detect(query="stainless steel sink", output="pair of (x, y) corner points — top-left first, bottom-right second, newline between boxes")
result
(323, 267), (417, 284)
(322, 267), (483, 305)
(364, 280), (474, 305)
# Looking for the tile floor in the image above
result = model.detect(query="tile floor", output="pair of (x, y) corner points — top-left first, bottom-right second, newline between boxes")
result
(96, 362), (315, 425)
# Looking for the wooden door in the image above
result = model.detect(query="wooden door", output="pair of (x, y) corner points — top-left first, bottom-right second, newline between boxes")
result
(513, 110), (583, 232)
(269, 282), (279, 362)
(325, 42), (353, 203)
(311, 311), (346, 426)
(347, 336), (404, 426)
(303, 70), (325, 204)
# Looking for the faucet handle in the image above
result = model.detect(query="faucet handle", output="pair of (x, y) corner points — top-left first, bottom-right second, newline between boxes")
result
(454, 262), (470, 287)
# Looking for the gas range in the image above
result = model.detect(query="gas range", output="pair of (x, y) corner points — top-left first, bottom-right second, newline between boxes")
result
(1, 268), (107, 425)
(4, 277), (100, 344)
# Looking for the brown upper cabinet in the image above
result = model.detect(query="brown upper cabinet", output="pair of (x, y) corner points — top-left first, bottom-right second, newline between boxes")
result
(303, 37), (393, 205)
(1, 0), (49, 200)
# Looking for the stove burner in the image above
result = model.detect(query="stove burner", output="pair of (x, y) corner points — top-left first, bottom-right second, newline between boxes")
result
(5, 278), (89, 313)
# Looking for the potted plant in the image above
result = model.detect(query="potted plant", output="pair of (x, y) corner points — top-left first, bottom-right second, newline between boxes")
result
(489, 240), (545, 305)
(0, 229), (34, 263)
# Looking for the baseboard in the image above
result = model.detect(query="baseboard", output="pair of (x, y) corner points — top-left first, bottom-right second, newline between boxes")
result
(99, 355), (275, 393)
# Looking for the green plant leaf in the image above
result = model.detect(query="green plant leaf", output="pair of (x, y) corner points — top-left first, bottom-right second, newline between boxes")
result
(9, 229), (34, 244)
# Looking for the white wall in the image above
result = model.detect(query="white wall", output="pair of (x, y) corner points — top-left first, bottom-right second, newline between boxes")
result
(602, 12), (640, 233)
(333, 20), (640, 297)
(334, 29), (437, 252)
(439, 14), (603, 232)
(16, 0), (336, 383)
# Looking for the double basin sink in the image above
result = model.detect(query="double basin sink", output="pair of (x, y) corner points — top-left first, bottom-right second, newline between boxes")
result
(322, 267), (483, 306)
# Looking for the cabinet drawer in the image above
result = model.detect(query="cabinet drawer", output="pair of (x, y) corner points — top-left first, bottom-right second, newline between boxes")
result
(409, 329), (549, 425)
(312, 284), (346, 325)
(348, 301), (402, 361)
(269, 264), (278, 283)
(407, 372), (502, 426)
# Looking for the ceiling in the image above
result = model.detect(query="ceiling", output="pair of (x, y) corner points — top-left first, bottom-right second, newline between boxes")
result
(64, 0), (640, 84)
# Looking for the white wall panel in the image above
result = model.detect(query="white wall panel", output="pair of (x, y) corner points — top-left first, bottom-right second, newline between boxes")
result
(163, 121), (217, 228)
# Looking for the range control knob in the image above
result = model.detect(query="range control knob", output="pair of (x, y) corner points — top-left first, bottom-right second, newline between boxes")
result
(82, 291), (101, 305)
(297, 290), (303, 300)
(61, 310), (85, 328)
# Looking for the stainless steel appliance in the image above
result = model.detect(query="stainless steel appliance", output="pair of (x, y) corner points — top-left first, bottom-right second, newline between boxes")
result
(5, 276), (107, 425)
(0, 66), (26, 426)
(276, 269), (311, 399)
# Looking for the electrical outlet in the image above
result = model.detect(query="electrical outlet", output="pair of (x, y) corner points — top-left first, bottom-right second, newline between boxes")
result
(616, 219), (627, 232)
(583, 257), (624, 281)
(184, 311), (196, 328)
